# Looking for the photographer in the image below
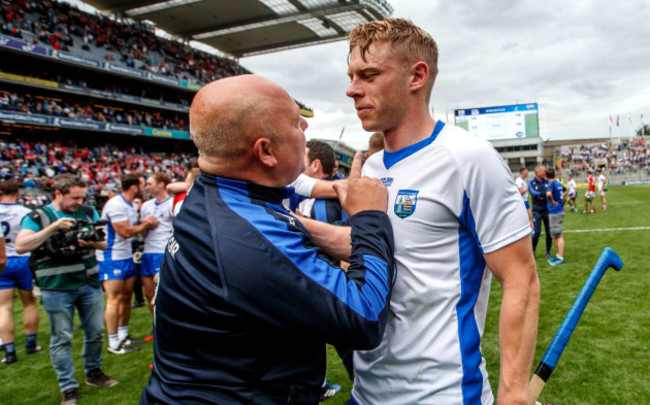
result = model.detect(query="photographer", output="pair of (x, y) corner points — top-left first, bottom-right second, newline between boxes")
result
(15, 174), (117, 405)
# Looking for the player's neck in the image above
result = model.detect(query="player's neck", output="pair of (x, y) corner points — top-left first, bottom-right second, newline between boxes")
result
(383, 113), (436, 153)
(0, 195), (17, 204)
(155, 192), (170, 203)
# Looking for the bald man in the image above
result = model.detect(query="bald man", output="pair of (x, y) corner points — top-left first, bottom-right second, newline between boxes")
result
(140, 75), (395, 405)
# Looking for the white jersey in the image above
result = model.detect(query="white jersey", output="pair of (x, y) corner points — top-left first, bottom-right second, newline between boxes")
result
(290, 173), (317, 197)
(515, 176), (529, 202)
(96, 194), (139, 261)
(568, 179), (577, 195)
(353, 122), (530, 405)
(140, 196), (173, 254)
(597, 174), (606, 191)
(0, 203), (31, 257)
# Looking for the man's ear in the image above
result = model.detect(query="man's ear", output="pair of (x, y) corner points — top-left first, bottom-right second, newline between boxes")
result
(311, 159), (322, 173)
(253, 137), (278, 168)
(409, 61), (429, 93)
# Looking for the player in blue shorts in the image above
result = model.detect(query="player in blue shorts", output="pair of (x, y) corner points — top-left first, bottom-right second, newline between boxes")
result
(566, 174), (578, 212)
(0, 179), (40, 364)
(140, 173), (173, 316)
(97, 173), (158, 354)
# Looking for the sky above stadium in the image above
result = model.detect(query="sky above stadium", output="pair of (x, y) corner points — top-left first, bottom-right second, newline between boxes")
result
(242, 0), (650, 150)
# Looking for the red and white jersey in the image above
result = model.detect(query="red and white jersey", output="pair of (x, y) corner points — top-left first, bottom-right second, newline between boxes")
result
(587, 174), (596, 193)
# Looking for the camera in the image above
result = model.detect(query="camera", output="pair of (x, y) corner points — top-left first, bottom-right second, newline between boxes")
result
(51, 219), (108, 257)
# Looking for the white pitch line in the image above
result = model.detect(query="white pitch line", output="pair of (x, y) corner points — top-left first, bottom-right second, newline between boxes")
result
(565, 226), (650, 233)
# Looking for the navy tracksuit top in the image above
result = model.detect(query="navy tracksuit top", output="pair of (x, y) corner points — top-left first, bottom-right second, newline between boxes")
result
(141, 172), (395, 404)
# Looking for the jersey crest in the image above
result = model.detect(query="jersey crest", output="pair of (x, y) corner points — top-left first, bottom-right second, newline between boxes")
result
(394, 189), (418, 219)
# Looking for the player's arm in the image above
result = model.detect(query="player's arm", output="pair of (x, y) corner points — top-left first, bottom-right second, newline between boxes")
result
(111, 219), (154, 239)
(484, 236), (540, 405)
(224, 174), (393, 349)
(78, 239), (107, 250)
(15, 217), (76, 254)
(299, 217), (351, 261)
(545, 188), (556, 205)
(166, 181), (189, 194)
(311, 178), (347, 199)
(0, 237), (6, 273)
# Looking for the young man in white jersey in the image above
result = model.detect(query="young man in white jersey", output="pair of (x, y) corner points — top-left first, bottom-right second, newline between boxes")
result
(338, 18), (538, 404)
(0, 179), (40, 364)
(596, 168), (608, 210)
(516, 167), (533, 229)
(566, 174), (578, 212)
(97, 173), (158, 354)
(140, 173), (173, 315)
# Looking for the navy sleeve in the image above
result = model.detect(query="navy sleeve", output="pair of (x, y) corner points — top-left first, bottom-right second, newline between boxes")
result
(528, 179), (542, 198)
(213, 187), (394, 350)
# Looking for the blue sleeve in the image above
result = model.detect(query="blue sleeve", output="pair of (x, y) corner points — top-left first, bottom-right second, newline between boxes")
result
(528, 179), (542, 197)
(288, 192), (308, 212)
(215, 191), (394, 349)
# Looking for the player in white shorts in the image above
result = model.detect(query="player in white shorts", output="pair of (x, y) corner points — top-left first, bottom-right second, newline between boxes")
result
(140, 173), (173, 314)
(566, 174), (578, 212)
(341, 19), (539, 404)
(516, 167), (533, 229)
(596, 168), (608, 210)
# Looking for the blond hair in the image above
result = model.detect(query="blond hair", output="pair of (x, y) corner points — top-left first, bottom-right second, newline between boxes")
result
(348, 18), (439, 102)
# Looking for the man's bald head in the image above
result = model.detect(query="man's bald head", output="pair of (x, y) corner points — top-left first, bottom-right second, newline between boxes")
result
(190, 75), (290, 159)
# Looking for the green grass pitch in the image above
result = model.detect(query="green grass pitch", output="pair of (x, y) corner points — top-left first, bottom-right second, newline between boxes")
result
(2, 184), (648, 404)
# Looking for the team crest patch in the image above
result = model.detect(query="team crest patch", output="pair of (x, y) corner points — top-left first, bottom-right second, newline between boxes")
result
(394, 189), (419, 218)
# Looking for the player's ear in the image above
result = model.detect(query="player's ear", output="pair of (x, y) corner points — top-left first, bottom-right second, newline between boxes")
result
(409, 61), (429, 93)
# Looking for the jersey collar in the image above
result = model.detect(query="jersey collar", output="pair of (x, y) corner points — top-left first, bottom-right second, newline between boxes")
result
(383, 120), (445, 170)
(204, 173), (292, 204)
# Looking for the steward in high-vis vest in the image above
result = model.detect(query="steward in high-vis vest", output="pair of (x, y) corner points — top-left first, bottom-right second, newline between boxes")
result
(15, 174), (117, 404)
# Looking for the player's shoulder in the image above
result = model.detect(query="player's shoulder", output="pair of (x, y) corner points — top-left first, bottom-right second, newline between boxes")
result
(361, 151), (384, 176)
(436, 124), (496, 159)
(141, 198), (155, 209)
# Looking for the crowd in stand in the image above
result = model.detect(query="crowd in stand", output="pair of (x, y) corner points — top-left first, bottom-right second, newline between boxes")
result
(0, 67), (193, 107)
(1, 0), (247, 85)
(0, 91), (188, 130)
(0, 138), (196, 203)
(557, 139), (649, 175)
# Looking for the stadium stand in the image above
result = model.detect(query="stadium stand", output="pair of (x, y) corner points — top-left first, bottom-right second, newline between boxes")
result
(0, 0), (316, 152)
(1, 137), (195, 200)
(554, 139), (649, 185)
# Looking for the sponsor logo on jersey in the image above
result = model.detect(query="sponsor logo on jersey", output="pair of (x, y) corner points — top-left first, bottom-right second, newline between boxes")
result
(394, 189), (418, 218)
(380, 177), (393, 187)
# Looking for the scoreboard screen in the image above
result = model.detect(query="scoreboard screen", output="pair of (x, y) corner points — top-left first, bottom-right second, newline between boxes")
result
(454, 103), (539, 140)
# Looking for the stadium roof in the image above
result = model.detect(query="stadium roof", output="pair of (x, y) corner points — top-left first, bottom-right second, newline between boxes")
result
(81, 0), (393, 58)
